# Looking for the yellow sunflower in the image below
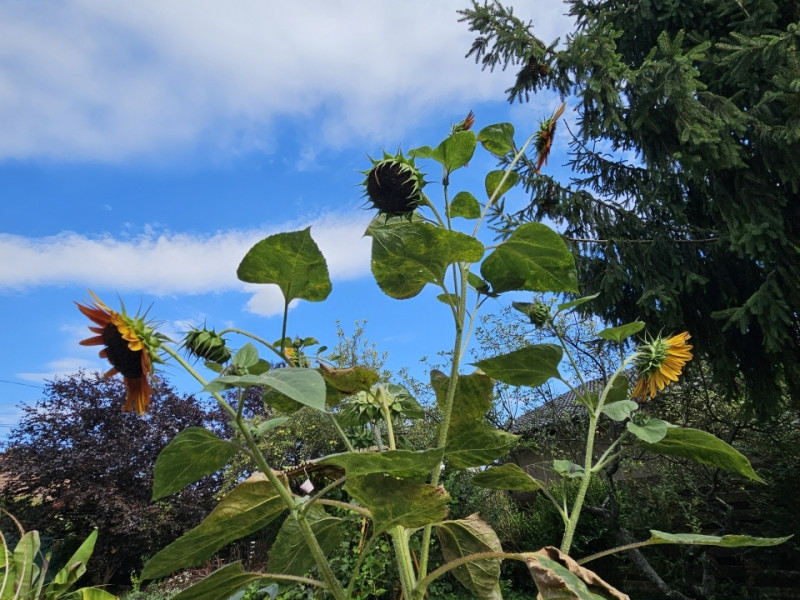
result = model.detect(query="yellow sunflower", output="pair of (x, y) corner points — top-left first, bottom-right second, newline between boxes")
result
(632, 331), (693, 401)
(76, 291), (164, 414)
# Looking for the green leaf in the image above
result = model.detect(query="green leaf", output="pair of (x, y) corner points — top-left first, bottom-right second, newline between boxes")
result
(12, 531), (40, 597)
(431, 130), (477, 171)
(44, 529), (97, 600)
(153, 428), (237, 500)
(553, 459), (585, 479)
(602, 400), (638, 422)
(430, 370), (494, 420)
(366, 219), (484, 299)
(597, 321), (645, 343)
(232, 343), (259, 370)
(318, 365), (380, 395)
(481, 223), (578, 294)
(647, 530), (792, 548)
(557, 293), (599, 312)
(256, 417), (290, 435)
(170, 563), (264, 600)
(344, 474), (449, 533)
(471, 464), (544, 492)
(436, 514), (502, 600)
(429, 370), (518, 467)
(237, 227), (332, 304)
(269, 506), (344, 577)
(484, 170), (520, 201)
(626, 419), (669, 443)
(204, 368), (326, 411)
(467, 272), (493, 296)
(449, 191), (481, 219)
(474, 344), (562, 388)
(319, 449), (444, 481)
(604, 375), (630, 404)
(642, 426), (764, 482)
(445, 426), (519, 468)
(142, 474), (287, 580)
(478, 123), (515, 156)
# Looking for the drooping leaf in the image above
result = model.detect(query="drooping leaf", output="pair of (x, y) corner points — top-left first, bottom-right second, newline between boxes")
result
(602, 400), (638, 422)
(269, 506), (345, 577)
(204, 368), (326, 412)
(626, 419), (669, 444)
(320, 449), (443, 481)
(484, 170), (520, 202)
(436, 514), (503, 600)
(553, 459), (585, 479)
(449, 191), (482, 219)
(430, 370), (494, 420)
(603, 375), (630, 405)
(646, 530), (792, 548)
(481, 223), (578, 294)
(557, 293), (599, 312)
(344, 474), (449, 533)
(472, 463), (544, 492)
(525, 547), (629, 600)
(478, 123), (515, 156)
(142, 473), (287, 580)
(445, 426), (519, 468)
(474, 344), (562, 388)
(153, 428), (237, 500)
(237, 227), (331, 304)
(366, 219), (484, 299)
(597, 322), (645, 343)
(170, 562), (264, 600)
(318, 364), (380, 395)
(642, 426), (764, 482)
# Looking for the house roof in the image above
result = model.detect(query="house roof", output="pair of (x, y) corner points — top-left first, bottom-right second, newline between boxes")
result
(509, 376), (620, 435)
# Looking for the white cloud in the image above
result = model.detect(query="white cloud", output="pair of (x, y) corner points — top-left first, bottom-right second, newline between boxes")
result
(0, 212), (372, 307)
(0, 1), (574, 161)
(17, 357), (102, 384)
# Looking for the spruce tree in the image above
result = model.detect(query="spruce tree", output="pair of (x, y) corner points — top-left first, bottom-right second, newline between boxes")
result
(460, 0), (800, 414)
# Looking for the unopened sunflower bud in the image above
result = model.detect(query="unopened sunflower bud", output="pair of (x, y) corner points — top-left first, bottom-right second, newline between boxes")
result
(183, 327), (232, 364)
(529, 302), (552, 327)
(362, 152), (426, 217)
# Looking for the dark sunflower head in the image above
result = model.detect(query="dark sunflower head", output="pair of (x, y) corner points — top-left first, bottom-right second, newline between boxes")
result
(362, 152), (426, 217)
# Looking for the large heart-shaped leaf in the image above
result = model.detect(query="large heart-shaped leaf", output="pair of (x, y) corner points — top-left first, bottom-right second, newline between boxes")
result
(367, 219), (484, 299)
(484, 170), (520, 202)
(237, 227), (331, 304)
(344, 474), (449, 533)
(478, 123), (515, 156)
(153, 427), (237, 500)
(481, 223), (577, 294)
(204, 368), (326, 412)
(269, 505), (344, 577)
(471, 464), (544, 492)
(319, 449), (444, 481)
(474, 344), (562, 388)
(436, 514), (503, 600)
(142, 473), (287, 580)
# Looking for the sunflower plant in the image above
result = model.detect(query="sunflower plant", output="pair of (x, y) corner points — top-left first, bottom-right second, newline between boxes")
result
(77, 108), (788, 600)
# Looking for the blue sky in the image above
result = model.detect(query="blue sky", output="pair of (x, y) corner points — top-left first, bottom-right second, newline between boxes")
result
(0, 2), (576, 435)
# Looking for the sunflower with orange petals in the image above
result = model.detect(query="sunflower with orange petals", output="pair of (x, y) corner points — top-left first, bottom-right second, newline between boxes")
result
(76, 291), (166, 414)
(632, 332), (693, 401)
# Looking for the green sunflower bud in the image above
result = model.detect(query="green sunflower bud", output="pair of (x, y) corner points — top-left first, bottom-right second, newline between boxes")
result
(362, 152), (426, 217)
(183, 327), (232, 364)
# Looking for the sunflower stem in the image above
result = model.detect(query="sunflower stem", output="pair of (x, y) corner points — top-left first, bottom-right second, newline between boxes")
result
(164, 345), (347, 600)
